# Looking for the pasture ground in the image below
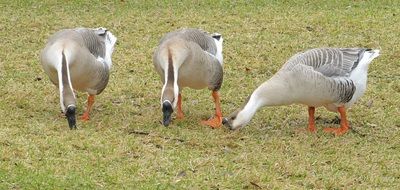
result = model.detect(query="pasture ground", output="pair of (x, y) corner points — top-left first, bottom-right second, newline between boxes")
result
(0, 1), (399, 189)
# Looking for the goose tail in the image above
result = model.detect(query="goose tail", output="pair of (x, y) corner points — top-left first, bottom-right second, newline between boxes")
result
(361, 49), (380, 65)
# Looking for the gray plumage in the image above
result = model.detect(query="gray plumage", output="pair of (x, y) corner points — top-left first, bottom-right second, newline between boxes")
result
(41, 28), (113, 96)
(281, 48), (369, 104)
(40, 27), (117, 129)
(158, 28), (219, 56)
(153, 28), (224, 127)
(223, 47), (380, 130)
(283, 48), (368, 77)
(153, 28), (223, 93)
(75, 28), (106, 58)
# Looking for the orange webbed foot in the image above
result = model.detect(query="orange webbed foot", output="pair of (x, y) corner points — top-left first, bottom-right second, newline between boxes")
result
(308, 125), (317, 133)
(80, 113), (90, 121)
(323, 127), (348, 136)
(201, 91), (223, 129)
(201, 116), (222, 128)
(323, 106), (349, 136)
(81, 94), (95, 121)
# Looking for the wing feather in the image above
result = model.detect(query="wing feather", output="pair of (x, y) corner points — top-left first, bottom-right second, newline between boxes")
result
(283, 48), (368, 77)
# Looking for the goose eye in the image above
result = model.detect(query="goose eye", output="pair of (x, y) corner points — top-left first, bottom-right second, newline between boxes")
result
(231, 116), (236, 120)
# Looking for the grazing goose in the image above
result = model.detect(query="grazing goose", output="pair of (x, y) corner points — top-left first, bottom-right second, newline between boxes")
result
(153, 28), (224, 128)
(223, 48), (380, 135)
(40, 27), (117, 129)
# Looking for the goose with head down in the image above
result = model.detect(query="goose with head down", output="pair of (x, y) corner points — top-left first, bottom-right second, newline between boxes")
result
(153, 28), (224, 128)
(223, 48), (380, 135)
(40, 27), (117, 129)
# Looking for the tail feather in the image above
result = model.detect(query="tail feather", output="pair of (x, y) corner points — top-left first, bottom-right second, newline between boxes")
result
(368, 49), (380, 60)
(359, 49), (380, 66)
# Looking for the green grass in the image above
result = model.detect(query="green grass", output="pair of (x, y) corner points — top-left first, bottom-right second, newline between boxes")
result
(1, 0), (399, 189)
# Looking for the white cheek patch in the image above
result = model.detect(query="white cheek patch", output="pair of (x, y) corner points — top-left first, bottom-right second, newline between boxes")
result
(232, 112), (246, 129)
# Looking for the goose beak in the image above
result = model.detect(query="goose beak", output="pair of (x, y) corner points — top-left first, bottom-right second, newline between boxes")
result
(222, 117), (228, 125)
(222, 117), (233, 130)
(65, 106), (76, 129)
(162, 101), (173, 127)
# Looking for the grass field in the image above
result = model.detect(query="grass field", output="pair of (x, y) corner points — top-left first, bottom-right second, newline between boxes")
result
(1, 0), (399, 189)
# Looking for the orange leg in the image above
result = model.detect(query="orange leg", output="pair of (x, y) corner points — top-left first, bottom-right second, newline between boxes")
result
(308, 106), (316, 133)
(176, 93), (184, 119)
(323, 106), (349, 136)
(81, 94), (95, 121)
(201, 91), (223, 128)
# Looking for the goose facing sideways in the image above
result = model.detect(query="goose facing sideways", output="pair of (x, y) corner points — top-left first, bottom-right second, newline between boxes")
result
(40, 27), (117, 129)
(223, 48), (380, 135)
(153, 28), (224, 128)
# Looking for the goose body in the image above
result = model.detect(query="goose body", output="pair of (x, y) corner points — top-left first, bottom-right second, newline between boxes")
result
(153, 28), (224, 127)
(223, 48), (380, 135)
(40, 27), (117, 129)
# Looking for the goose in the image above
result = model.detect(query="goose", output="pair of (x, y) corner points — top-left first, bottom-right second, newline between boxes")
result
(222, 48), (380, 135)
(40, 27), (117, 129)
(153, 28), (224, 128)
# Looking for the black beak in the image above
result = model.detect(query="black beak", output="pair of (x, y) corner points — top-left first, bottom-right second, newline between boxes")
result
(162, 101), (173, 127)
(222, 117), (234, 130)
(222, 117), (228, 125)
(65, 106), (76, 129)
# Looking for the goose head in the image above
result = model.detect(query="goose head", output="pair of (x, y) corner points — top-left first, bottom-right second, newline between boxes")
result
(160, 87), (179, 127)
(222, 108), (251, 130)
(223, 96), (256, 130)
(65, 105), (76, 129)
(162, 100), (174, 126)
